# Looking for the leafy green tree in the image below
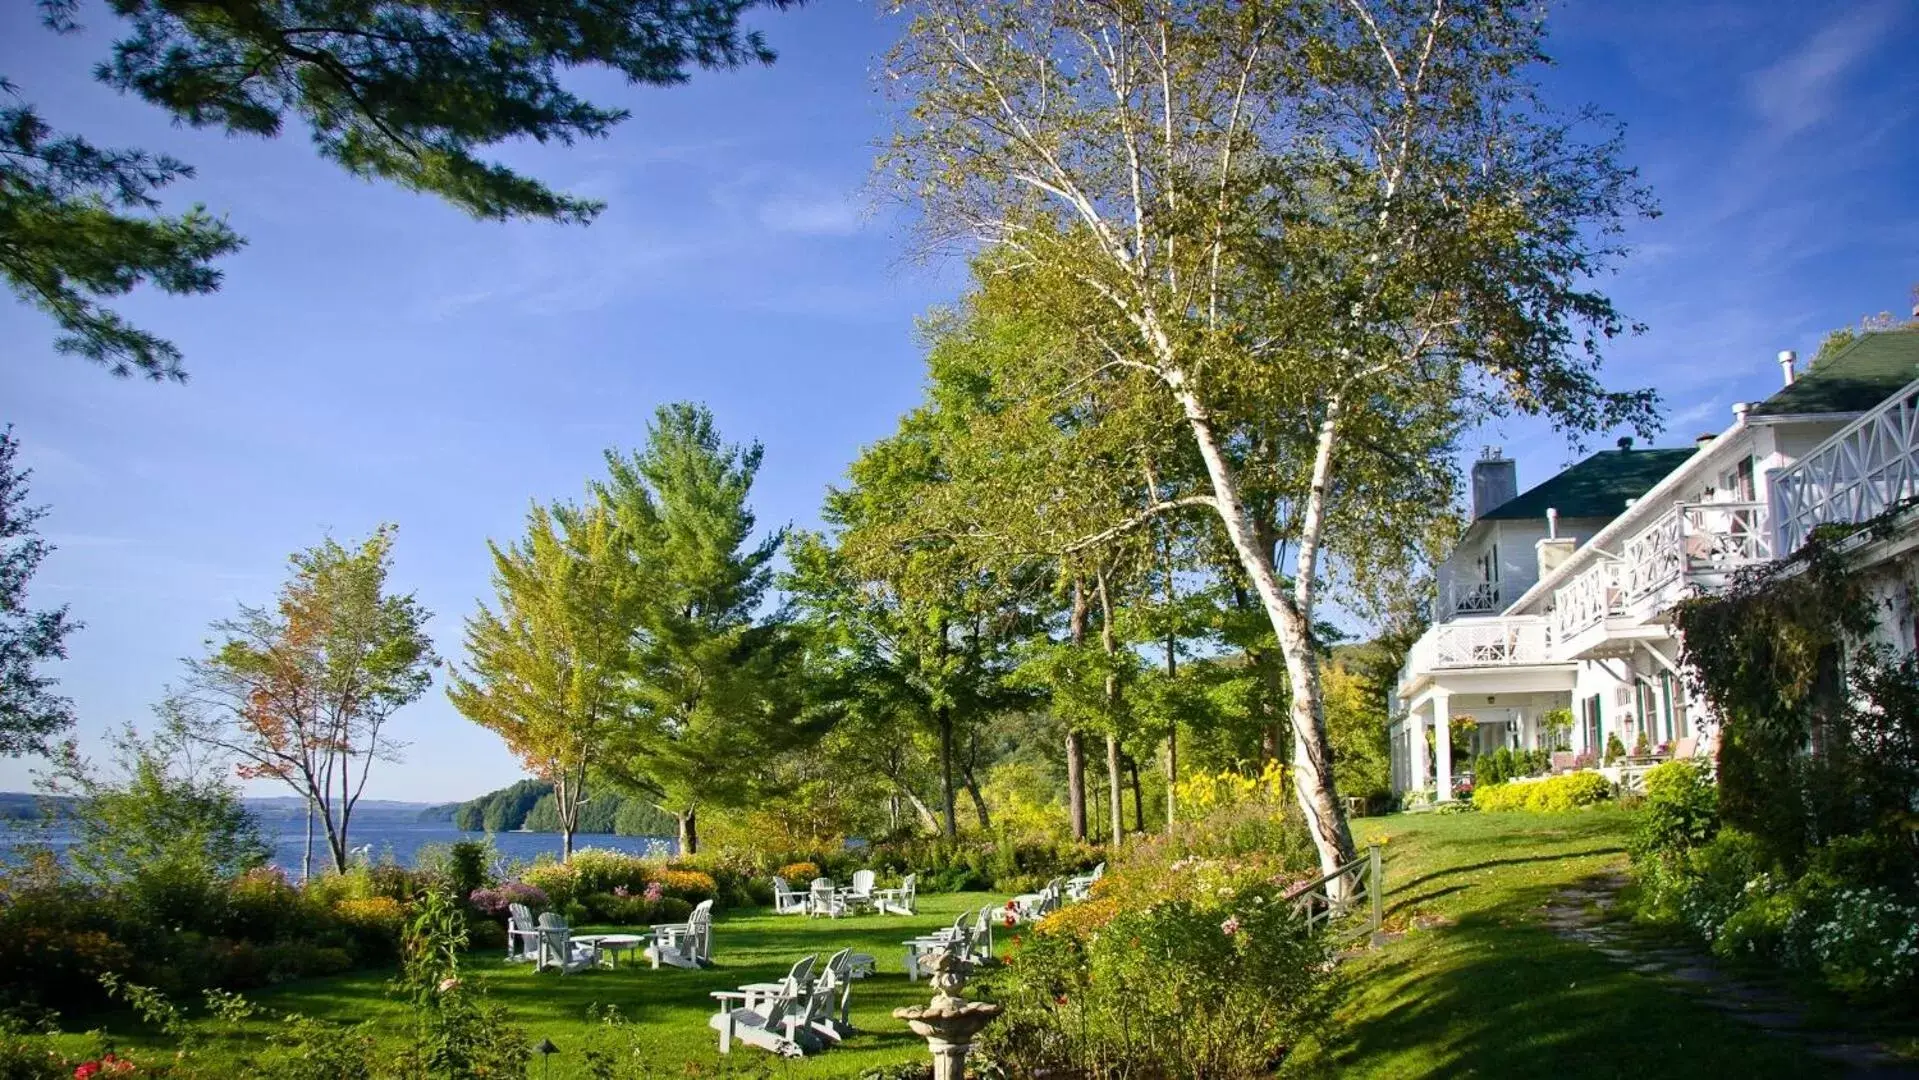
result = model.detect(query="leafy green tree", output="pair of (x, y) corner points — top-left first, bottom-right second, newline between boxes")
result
(449, 503), (637, 861)
(594, 404), (804, 855)
(180, 525), (437, 874)
(0, 427), (78, 756)
(8, 0), (800, 379)
(884, 0), (1657, 876)
(788, 402), (1040, 841)
(0, 95), (243, 379)
(44, 704), (269, 924)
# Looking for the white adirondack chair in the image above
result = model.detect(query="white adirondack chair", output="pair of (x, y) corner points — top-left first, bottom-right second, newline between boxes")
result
(709, 956), (824, 1058)
(813, 948), (862, 1042)
(505, 902), (540, 963)
(971, 903), (998, 961)
(807, 878), (846, 919)
(873, 873), (917, 916)
(770, 876), (808, 916)
(647, 899), (714, 969)
(534, 913), (599, 974)
(904, 914), (975, 982)
(1066, 862), (1106, 902)
(843, 869), (878, 912)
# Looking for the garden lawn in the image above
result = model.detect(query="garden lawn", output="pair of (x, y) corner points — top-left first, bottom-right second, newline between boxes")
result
(60, 892), (1003, 1078)
(1308, 809), (1835, 1078)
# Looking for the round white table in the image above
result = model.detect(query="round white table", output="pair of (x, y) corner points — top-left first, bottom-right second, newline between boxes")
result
(573, 932), (648, 969)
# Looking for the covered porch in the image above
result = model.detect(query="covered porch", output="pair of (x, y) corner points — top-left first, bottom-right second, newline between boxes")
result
(1391, 672), (1576, 801)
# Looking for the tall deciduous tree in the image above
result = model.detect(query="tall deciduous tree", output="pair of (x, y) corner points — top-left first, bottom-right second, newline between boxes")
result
(885, 0), (1656, 876)
(0, 426), (79, 757)
(7, 0), (800, 379)
(595, 404), (801, 855)
(449, 503), (637, 861)
(181, 525), (436, 874)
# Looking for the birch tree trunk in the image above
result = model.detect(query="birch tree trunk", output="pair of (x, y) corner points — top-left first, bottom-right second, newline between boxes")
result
(1067, 580), (1089, 841)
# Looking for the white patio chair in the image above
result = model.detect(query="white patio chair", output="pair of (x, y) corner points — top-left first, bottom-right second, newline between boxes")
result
(505, 902), (540, 963)
(813, 948), (863, 1042)
(807, 877), (846, 919)
(843, 869), (878, 912)
(873, 873), (917, 916)
(647, 898), (714, 969)
(904, 915), (975, 982)
(770, 875), (809, 916)
(1065, 862), (1105, 902)
(534, 913), (599, 974)
(709, 955), (827, 1058)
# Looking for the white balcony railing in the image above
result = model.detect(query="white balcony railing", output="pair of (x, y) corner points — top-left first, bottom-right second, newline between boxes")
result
(1552, 557), (1623, 641)
(1772, 376), (1919, 555)
(1403, 617), (1554, 687)
(1446, 579), (1501, 615)
(1620, 501), (1770, 605)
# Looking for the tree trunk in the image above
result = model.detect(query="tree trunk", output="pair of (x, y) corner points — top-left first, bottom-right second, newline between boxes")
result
(963, 765), (992, 832)
(1173, 382), (1355, 879)
(676, 808), (699, 856)
(938, 707), (958, 840)
(899, 785), (943, 835)
(1066, 731), (1087, 841)
(1164, 630), (1178, 828)
(1096, 572), (1124, 847)
(302, 798), (315, 883)
(1067, 580), (1089, 841)
(1128, 757), (1144, 833)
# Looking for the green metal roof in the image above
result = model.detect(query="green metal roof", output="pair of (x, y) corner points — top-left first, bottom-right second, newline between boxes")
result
(1751, 328), (1919, 417)
(1479, 447), (1696, 522)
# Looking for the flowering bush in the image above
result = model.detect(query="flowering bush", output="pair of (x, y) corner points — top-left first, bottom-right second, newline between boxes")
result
(1808, 886), (1919, 995)
(467, 882), (549, 918)
(654, 869), (717, 904)
(566, 848), (653, 897)
(1472, 771), (1611, 812)
(776, 862), (821, 883)
(519, 860), (580, 908)
(979, 875), (1332, 1078)
(1171, 761), (1286, 821)
(70, 1052), (136, 1078)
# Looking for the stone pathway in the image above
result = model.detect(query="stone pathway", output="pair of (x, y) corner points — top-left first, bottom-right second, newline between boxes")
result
(1542, 873), (1919, 1077)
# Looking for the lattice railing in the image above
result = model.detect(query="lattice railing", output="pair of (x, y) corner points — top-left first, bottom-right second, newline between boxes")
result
(1772, 377), (1919, 555)
(1622, 505), (1684, 603)
(1429, 616), (1553, 667)
(1446, 579), (1501, 615)
(1551, 557), (1622, 641)
(1618, 500), (1771, 608)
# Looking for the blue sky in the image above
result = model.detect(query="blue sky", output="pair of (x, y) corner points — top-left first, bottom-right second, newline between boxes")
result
(3, 1), (1914, 802)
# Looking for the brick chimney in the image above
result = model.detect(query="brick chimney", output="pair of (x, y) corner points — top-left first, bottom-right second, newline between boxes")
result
(1471, 447), (1517, 519)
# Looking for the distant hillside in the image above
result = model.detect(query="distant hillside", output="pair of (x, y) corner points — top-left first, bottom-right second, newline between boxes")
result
(0, 792), (73, 821)
(447, 781), (675, 836)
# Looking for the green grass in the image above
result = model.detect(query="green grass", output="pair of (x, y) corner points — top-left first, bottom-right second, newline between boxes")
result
(1305, 809), (1836, 1078)
(63, 892), (1003, 1078)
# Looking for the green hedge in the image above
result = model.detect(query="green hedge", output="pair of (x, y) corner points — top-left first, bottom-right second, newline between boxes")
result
(1472, 772), (1612, 812)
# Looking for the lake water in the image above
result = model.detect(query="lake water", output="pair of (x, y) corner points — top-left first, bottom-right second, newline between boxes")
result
(1, 804), (676, 875)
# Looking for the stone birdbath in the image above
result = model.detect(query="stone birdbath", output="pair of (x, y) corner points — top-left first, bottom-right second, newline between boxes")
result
(892, 945), (1003, 1080)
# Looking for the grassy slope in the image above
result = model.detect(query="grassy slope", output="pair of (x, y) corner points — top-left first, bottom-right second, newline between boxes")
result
(62, 892), (1000, 1078)
(1310, 810), (1832, 1079)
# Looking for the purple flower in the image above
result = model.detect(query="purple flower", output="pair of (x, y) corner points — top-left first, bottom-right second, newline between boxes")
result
(644, 881), (664, 904)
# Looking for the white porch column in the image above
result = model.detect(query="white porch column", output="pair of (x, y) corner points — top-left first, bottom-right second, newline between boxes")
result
(1433, 690), (1454, 802)
(1410, 698), (1430, 795)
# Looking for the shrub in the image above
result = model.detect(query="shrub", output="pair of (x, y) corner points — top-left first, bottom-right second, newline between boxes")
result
(467, 882), (549, 918)
(654, 869), (716, 905)
(776, 862), (821, 883)
(1632, 760), (1718, 862)
(1807, 886), (1919, 996)
(223, 866), (318, 942)
(654, 897), (693, 924)
(580, 892), (658, 925)
(566, 849), (652, 897)
(333, 897), (406, 964)
(519, 861), (577, 909)
(979, 874), (1332, 1078)
(1473, 772), (1612, 812)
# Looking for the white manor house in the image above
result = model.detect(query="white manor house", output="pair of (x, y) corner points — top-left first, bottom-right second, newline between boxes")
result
(1390, 327), (1919, 801)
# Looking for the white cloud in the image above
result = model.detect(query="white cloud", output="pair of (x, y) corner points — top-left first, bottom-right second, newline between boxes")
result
(1746, 2), (1901, 141)
(756, 190), (866, 236)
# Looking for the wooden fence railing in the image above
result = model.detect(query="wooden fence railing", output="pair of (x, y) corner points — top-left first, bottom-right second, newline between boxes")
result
(1289, 844), (1384, 943)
